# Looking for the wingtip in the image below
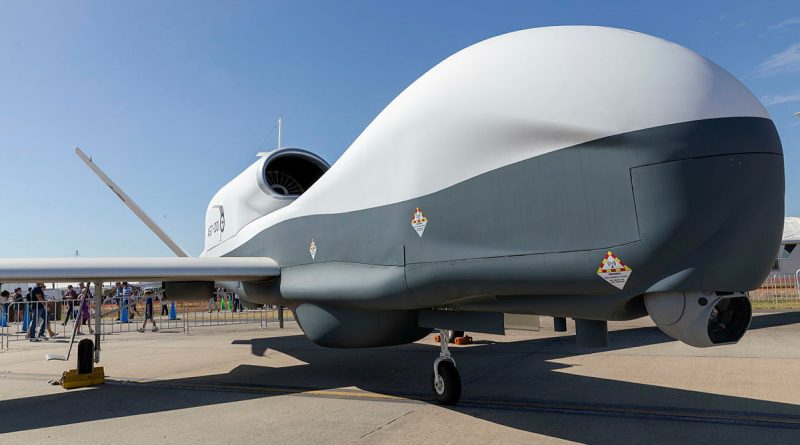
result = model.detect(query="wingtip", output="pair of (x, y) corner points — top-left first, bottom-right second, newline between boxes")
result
(74, 147), (92, 162)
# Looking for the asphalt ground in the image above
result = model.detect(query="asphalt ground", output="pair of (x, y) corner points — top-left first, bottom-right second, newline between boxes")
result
(2, 312), (800, 444)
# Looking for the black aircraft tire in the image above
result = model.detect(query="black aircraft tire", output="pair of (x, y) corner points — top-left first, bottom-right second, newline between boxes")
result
(447, 330), (465, 343)
(431, 360), (461, 405)
(77, 339), (94, 374)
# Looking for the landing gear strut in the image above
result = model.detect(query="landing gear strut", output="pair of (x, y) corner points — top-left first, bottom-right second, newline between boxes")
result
(432, 329), (461, 405)
(447, 330), (465, 343)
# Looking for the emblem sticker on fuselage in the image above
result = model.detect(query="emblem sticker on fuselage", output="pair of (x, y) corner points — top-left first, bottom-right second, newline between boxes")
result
(309, 239), (317, 261)
(411, 207), (428, 237)
(597, 251), (632, 290)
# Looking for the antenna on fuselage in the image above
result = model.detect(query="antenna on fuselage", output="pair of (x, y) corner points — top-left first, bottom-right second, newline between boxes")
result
(257, 118), (283, 158)
(277, 117), (282, 149)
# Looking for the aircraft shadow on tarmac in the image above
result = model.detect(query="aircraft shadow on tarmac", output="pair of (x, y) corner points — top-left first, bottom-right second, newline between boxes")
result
(2, 312), (800, 443)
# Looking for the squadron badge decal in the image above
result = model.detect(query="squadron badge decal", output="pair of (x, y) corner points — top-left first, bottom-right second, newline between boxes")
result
(411, 207), (428, 237)
(597, 251), (632, 290)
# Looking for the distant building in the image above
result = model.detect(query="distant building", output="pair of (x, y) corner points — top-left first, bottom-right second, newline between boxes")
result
(772, 217), (800, 275)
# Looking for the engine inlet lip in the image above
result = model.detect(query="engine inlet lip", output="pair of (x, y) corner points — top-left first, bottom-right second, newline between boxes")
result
(256, 148), (331, 199)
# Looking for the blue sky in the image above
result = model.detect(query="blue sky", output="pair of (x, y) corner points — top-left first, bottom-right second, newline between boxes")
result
(1, 1), (798, 257)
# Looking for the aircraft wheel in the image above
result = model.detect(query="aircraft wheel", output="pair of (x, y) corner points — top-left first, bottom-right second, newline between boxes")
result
(77, 339), (94, 374)
(447, 330), (464, 343)
(431, 360), (461, 405)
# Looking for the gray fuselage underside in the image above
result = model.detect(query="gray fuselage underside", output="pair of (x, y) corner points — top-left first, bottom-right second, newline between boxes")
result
(229, 117), (784, 321)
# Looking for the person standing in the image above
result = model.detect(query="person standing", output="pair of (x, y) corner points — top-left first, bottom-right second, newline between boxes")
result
(77, 282), (89, 326)
(122, 282), (138, 319)
(62, 285), (77, 325)
(24, 287), (32, 330)
(27, 283), (55, 340)
(40, 284), (57, 338)
(137, 290), (158, 333)
(11, 288), (23, 322)
(0, 290), (10, 323)
(114, 282), (123, 320)
(131, 285), (142, 318)
(232, 291), (240, 312)
(75, 284), (94, 335)
(160, 290), (169, 316)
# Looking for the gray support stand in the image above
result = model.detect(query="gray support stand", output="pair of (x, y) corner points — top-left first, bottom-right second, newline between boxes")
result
(553, 317), (567, 332)
(574, 319), (608, 348)
(94, 281), (102, 363)
(278, 306), (284, 329)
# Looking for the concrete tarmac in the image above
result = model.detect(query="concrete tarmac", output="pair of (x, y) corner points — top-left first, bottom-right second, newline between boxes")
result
(2, 312), (800, 444)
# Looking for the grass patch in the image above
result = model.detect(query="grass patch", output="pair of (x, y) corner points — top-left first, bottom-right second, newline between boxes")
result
(750, 300), (800, 311)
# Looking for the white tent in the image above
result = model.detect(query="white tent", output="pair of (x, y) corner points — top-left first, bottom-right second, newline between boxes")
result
(771, 217), (800, 275)
(783, 217), (800, 243)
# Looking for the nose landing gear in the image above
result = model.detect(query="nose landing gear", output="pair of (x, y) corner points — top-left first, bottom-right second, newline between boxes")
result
(431, 329), (462, 405)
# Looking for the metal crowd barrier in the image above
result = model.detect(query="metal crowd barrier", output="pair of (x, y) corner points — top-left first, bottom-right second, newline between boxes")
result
(748, 270), (800, 303)
(0, 299), (291, 349)
(10, 275), (800, 350)
(0, 300), (72, 349)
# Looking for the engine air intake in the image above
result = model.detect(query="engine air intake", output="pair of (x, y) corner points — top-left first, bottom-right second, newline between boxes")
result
(260, 149), (329, 197)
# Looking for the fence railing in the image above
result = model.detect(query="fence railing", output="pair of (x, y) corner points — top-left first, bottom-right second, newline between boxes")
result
(7, 269), (797, 350)
(748, 272), (800, 303)
(0, 300), (290, 350)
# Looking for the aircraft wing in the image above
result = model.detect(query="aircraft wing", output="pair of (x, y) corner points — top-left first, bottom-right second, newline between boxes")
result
(0, 257), (279, 282)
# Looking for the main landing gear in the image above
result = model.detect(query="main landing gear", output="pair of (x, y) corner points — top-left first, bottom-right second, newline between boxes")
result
(432, 329), (461, 405)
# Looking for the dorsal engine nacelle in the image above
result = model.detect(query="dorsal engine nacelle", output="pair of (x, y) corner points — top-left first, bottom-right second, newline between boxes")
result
(204, 148), (329, 251)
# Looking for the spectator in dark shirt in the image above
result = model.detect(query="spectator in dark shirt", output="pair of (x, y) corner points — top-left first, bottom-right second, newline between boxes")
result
(62, 285), (77, 325)
(160, 290), (169, 316)
(138, 290), (158, 333)
(28, 284), (48, 340)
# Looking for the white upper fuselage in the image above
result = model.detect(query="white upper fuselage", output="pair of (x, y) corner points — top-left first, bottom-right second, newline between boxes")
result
(202, 26), (768, 259)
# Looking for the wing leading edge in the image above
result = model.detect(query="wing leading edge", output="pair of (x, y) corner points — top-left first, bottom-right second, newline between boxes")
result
(0, 257), (279, 282)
